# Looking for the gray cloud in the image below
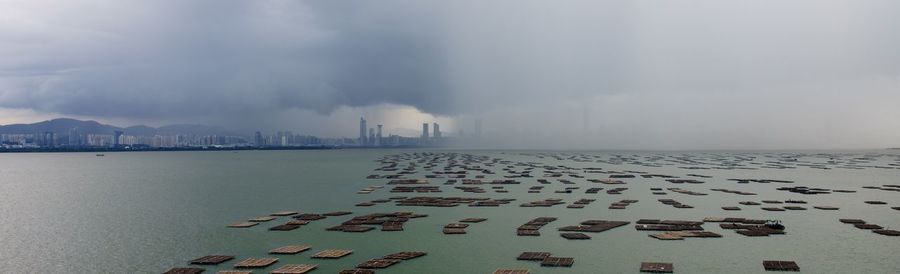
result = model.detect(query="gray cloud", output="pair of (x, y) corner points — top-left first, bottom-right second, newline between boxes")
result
(1, 0), (454, 118)
(1, 0), (899, 148)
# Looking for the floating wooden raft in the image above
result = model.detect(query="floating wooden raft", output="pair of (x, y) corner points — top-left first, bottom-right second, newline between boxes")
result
(270, 264), (318, 274)
(541, 257), (575, 267)
(293, 214), (326, 221)
(444, 223), (469, 229)
(248, 216), (276, 222)
(269, 224), (301, 231)
(339, 269), (375, 274)
(517, 252), (551, 261)
(383, 251), (427, 260)
(189, 255), (234, 265)
(560, 233), (591, 240)
(762, 260), (799, 271)
(493, 269), (529, 274)
(873, 229), (900, 236)
(651, 231), (721, 240)
(269, 245), (312, 254)
(722, 206), (741, 211)
(312, 249), (353, 259)
(357, 258), (401, 269)
(459, 218), (487, 223)
(443, 228), (466, 234)
(559, 220), (629, 232)
(270, 211), (298, 216)
(163, 267), (204, 274)
(234, 258), (278, 268)
(640, 262), (674, 273)
(227, 222), (258, 228)
(839, 219), (865, 224)
(854, 224), (882, 229)
(813, 206), (839, 210)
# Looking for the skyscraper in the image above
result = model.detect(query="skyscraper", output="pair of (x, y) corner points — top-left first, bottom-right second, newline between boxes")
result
(376, 125), (383, 146)
(359, 117), (367, 146)
(433, 123), (441, 138)
(368, 128), (375, 146)
(422, 123), (429, 139)
(254, 131), (263, 146)
(114, 131), (124, 147)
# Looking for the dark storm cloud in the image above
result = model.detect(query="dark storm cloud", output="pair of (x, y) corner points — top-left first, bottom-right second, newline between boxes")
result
(0, 0), (453, 118)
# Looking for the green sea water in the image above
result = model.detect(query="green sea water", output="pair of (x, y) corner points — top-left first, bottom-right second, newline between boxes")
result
(0, 150), (898, 273)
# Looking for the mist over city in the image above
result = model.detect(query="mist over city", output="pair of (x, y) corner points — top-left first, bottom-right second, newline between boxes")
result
(2, 0), (900, 150)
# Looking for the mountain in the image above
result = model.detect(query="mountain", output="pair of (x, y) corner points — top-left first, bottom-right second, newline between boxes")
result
(0, 118), (241, 137)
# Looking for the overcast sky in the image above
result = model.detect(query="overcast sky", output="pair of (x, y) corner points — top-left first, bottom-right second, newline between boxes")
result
(1, 0), (899, 149)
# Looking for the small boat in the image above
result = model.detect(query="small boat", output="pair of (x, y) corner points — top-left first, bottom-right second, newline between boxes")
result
(765, 220), (785, 230)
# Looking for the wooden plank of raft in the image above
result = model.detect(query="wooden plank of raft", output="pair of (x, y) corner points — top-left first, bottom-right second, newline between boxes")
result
(312, 249), (353, 259)
(269, 245), (312, 254)
(189, 255), (234, 265)
(163, 268), (204, 274)
(640, 262), (674, 273)
(270, 264), (318, 274)
(233, 258), (278, 268)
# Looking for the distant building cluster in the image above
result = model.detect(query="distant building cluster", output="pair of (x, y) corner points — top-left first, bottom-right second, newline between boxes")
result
(0, 131), (248, 149)
(252, 131), (354, 147)
(1, 117), (457, 151)
(356, 117), (445, 147)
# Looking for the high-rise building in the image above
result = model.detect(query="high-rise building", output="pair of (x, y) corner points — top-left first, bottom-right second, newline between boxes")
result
(42, 132), (55, 147)
(359, 117), (367, 146)
(433, 123), (441, 138)
(254, 131), (263, 146)
(368, 128), (375, 146)
(422, 123), (429, 139)
(376, 125), (383, 146)
(114, 131), (124, 147)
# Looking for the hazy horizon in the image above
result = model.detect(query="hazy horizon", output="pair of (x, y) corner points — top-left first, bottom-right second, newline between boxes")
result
(2, 0), (899, 149)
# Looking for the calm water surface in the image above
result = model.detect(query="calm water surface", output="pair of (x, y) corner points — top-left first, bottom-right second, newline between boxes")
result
(0, 150), (898, 273)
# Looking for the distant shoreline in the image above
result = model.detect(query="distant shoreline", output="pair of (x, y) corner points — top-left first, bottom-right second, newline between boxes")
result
(0, 146), (340, 153)
(0, 145), (441, 153)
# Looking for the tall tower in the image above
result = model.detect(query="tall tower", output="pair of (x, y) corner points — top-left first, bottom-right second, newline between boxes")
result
(358, 117), (367, 146)
(433, 123), (441, 138)
(376, 125), (383, 146)
(114, 131), (124, 147)
(368, 128), (375, 146)
(422, 123), (430, 139)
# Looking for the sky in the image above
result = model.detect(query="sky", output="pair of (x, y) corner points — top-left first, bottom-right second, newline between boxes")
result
(1, 0), (899, 149)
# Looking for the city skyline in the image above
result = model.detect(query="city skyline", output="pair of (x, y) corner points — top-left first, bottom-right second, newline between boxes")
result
(0, 117), (454, 149)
